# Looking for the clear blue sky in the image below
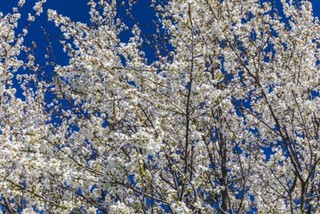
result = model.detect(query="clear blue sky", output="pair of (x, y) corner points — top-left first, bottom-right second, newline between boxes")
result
(1, 0), (320, 67)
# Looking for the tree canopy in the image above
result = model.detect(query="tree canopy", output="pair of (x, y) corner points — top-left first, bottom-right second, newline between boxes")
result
(0, 0), (320, 213)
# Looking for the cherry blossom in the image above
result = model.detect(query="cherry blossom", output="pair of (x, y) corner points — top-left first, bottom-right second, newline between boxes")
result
(0, 0), (320, 213)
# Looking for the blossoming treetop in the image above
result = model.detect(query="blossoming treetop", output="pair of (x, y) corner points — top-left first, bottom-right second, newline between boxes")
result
(0, 0), (319, 213)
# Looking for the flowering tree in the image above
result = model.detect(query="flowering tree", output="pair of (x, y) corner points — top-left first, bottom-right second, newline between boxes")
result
(0, 0), (320, 213)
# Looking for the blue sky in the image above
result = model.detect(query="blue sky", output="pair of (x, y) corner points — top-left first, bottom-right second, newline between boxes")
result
(0, 1), (160, 67)
(1, 0), (320, 68)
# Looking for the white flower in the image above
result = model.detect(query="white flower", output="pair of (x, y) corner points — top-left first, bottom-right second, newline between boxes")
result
(109, 202), (132, 214)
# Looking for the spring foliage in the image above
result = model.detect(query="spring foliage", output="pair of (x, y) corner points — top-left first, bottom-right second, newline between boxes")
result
(0, 0), (320, 213)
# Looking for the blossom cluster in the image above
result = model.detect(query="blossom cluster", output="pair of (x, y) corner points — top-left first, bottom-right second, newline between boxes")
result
(0, 0), (319, 213)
